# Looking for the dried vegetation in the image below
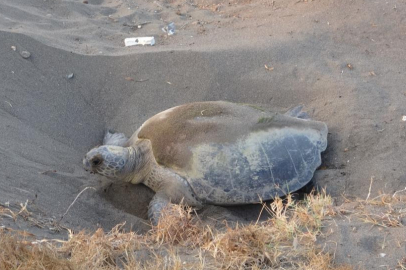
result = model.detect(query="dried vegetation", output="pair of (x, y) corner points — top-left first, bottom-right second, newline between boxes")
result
(0, 191), (355, 269)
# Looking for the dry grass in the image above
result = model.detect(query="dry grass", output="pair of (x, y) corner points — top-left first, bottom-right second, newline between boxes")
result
(338, 192), (406, 228)
(0, 231), (72, 270)
(398, 257), (406, 270)
(150, 205), (211, 247)
(0, 201), (65, 232)
(0, 191), (351, 270)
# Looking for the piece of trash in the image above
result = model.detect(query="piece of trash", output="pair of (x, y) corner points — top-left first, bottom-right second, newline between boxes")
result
(39, 170), (57, 175)
(402, 116), (406, 121)
(264, 64), (274, 71)
(125, 77), (134, 81)
(11, 46), (16, 51)
(162, 22), (175, 35)
(123, 22), (149, 30)
(67, 73), (74, 79)
(167, 81), (172, 85)
(124, 37), (155, 46)
(138, 21), (151, 27)
(135, 79), (149, 83)
(20, 51), (31, 59)
(347, 63), (353, 70)
(4, 101), (12, 107)
(379, 253), (386, 258)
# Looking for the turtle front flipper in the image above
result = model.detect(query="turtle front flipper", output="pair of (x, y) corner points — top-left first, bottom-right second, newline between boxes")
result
(103, 130), (128, 146)
(148, 193), (170, 226)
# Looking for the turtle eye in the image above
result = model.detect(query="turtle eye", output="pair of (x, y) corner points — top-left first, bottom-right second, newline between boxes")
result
(91, 157), (102, 166)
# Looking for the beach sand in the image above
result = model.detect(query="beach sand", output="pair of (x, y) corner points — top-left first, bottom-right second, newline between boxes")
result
(1, 0), (406, 268)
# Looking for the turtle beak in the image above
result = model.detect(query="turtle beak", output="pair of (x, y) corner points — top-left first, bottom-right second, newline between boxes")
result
(83, 157), (99, 175)
(83, 158), (91, 172)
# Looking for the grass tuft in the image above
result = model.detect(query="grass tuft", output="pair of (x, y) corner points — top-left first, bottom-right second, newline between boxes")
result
(0, 191), (351, 270)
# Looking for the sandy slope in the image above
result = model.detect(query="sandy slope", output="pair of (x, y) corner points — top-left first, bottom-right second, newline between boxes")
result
(0, 0), (406, 268)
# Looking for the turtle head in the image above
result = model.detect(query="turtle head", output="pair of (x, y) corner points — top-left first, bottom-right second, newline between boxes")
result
(83, 145), (130, 179)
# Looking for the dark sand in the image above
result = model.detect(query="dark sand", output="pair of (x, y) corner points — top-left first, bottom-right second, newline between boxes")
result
(1, 0), (406, 268)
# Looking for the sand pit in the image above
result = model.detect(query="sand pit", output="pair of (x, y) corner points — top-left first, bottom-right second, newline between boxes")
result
(1, 0), (406, 268)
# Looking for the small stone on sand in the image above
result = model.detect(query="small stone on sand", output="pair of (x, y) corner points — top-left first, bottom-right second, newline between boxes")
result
(20, 51), (31, 59)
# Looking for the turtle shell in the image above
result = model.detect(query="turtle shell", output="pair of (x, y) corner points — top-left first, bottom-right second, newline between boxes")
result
(130, 101), (327, 205)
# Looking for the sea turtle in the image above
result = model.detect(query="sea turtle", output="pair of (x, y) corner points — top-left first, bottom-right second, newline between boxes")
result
(83, 101), (328, 224)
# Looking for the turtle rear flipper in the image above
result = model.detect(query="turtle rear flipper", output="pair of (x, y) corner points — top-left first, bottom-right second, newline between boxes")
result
(285, 105), (310, 119)
(103, 130), (128, 146)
